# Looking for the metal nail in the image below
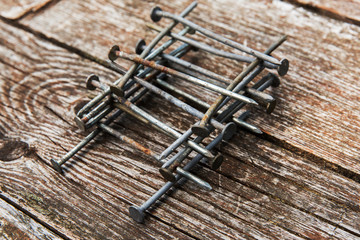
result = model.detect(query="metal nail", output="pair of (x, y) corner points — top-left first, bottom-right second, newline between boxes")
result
(146, 23), (282, 74)
(112, 49), (258, 105)
(150, 7), (288, 70)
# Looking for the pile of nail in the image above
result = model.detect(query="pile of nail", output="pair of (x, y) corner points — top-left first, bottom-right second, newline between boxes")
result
(51, 1), (289, 223)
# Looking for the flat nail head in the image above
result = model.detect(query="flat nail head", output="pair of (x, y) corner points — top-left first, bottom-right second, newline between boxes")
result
(270, 74), (280, 87)
(210, 153), (224, 170)
(191, 125), (210, 138)
(86, 74), (99, 90)
(221, 122), (237, 141)
(159, 168), (176, 182)
(135, 39), (146, 55)
(108, 45), (120, 61)
(278, 59), (289, 76)
(157, 73), (167, 80)
(51, 159), (63, 173)
(74, 116), (86, 132)
(266, 99), (277, 114)
(109, 84), (124, 97)
(150, 6), (163, 22)
(129, 206), (145, 223)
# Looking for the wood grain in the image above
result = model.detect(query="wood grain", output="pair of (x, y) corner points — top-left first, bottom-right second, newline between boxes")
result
(0, 198), (61, 240)
(0, 0), (52, 20)
(0, 16), (359, 239)
(18, 0), (360, 177)
(286, 0), (360, 25)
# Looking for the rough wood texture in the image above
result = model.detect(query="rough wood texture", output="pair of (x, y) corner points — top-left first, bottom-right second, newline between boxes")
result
(19, 0), (360, 177)
(0, 198), (60, 240)
(287, 0), (360, 25)
(0, 0), (52, 20)
(0, 0), (359, 239)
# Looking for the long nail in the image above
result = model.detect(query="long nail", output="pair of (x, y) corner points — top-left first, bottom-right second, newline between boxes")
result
(112, 50), (258, 105)
(150, 7), (287, 69)
(146, 23), (282, 74)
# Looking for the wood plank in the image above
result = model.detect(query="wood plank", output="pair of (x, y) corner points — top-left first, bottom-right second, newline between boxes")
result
(1, 18), (359, 239)
(285, 0), (360, 25)
(0, 0), (52, 20)
(0, 198), (61, 240)
(0, 20), (194, 240)
(18, 0), (360, 176)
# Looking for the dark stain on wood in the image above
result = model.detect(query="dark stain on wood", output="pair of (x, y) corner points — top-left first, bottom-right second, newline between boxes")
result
(0, 138), (29, 161)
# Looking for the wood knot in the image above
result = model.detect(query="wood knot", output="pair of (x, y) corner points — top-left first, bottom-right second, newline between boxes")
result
(0, 138), (29, 161)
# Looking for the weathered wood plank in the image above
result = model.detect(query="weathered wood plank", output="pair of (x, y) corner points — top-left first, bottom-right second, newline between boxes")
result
(0, 0), (52, 20)
(19, 0), (360, 177)
(286, 0), (360, 25)
(1, 17), (359, 239)
(0, 20), (195, 240)
(0, 198), (61, 240)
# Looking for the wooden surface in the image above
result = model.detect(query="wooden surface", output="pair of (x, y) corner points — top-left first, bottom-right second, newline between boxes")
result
(0, 0), (359, 239)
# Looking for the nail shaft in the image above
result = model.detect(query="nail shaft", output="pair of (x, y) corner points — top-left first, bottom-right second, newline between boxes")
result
(146, 23), (279, 71)
(151, 9), (282, 66)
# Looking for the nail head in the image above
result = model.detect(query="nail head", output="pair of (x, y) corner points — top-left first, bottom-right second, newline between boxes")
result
(135, 39), (146, 55)
(86, 74), (99, 90)
(150, 6), (163, 22)
(108, 45), (120, 61)
(51, 159), (63, 173)
(159, 168), (176, 182)
(129, 206), (145, 223)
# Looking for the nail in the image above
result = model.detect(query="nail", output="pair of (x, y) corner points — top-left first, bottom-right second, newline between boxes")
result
(150, 7), (286, 68)
(113, 49), (258, 105)
(146, 23), (282, 74)
(109, 57), (236, 133)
